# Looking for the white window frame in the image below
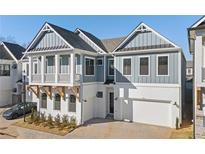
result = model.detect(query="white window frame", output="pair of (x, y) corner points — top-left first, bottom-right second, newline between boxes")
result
(33, 62), (38, 75)
(45, 56), (55, 74)
(84, 56), (95, 76)
(138, 56), (150, 76)
(53, 93), (61, 111)
(122, 57), (132, 76)
(156, 54), (169, 76)
(97, 58), (103, 66)
(108, 58), (114, 76)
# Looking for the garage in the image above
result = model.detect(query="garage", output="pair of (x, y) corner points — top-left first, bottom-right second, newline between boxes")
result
(121, 98), (172, 128)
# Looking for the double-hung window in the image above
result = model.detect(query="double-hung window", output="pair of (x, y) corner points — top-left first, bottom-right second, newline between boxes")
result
(54, 94), (61, 110)
(69, 94), (76, 112)
(85, 57), (95, 76)
(157, 55), (169, 76)
(123, 58), (131, 75)
(60, 55), (69, 74)
(139, 57), (149, 76)
(41, 93), (47, 109)
(0, 64), (10, 76)
(45, 56), (55, 74)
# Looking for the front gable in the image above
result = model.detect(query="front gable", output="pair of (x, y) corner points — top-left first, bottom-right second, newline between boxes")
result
(114, 23), (178, 52)
(29, 30), (69, 51)
(27, 23), (72, 52)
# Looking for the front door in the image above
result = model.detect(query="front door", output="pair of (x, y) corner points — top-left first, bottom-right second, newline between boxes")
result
(109, 92), (114, 114)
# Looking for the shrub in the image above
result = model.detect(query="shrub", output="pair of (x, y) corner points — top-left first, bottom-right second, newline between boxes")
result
(47, 114), (54, 129)
(40, 112), (46, 123)
(59, 115), (69, 130)
(54, 114), (61, 127)
(34, 112), (40, 125)
(69, 116), (77, 128)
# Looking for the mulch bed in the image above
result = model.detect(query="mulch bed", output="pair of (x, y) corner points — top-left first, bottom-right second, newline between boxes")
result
(13, 120), (76, 136)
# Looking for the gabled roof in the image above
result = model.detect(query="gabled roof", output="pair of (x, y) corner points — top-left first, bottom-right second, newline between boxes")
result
(190, 16), (205, 28)
(48, 23), (96, 52)
(101, 37), (126, 53)
(25, 22), (96, 55)
(76, 28), (107, 52)
(0, 41), (25, 61)
(113, 22), (179, 53)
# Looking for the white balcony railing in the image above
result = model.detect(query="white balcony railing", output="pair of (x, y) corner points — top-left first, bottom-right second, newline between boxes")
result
(32, 74), (41, 83)
(58, 74), (70, 83)
(44, 74), (55, 83)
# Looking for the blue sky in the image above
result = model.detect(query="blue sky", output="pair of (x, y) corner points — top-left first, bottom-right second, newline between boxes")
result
(0, 15), (202, 60)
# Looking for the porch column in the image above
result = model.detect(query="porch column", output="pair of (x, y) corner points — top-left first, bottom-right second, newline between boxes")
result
(55, 54), (59, 83)
(70, 53), (75, 85)
(28, 56), (33, 83)
(104, 55), (106, 83)
(41, 55), (45, 83)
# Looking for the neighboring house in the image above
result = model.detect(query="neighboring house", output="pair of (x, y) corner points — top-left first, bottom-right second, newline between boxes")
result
(0, 41), (25, 107)
(188, 16), (205, 138)
(24, 22), (185, 128)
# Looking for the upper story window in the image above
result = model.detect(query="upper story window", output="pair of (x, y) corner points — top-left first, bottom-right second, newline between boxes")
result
(139, 57), (149, 76)
(26, 64), (29, 76)
(108, 59), (114, 76)
(60, 55), (69, 74)
(45, 56), (55, 74)
(33, 62), (38, 74)
(85, 57), (95, 76)
(0, 64), (10, 76)
(157, 55), (169, 76)
(123, 58), (131, 75)
(186, 68), (193, 75)
(97, 58), (103, 66)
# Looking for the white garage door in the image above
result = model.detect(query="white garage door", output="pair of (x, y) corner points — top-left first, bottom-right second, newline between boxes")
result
(123, 100), (172, 127)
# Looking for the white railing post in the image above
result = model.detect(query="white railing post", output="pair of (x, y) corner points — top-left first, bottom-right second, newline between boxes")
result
(41, 55), (45, 83)
(70, 53), (75, 85)
(55, 54), (59, 83)
(80, 54), (83, 82)
(29, 56), (33, 83)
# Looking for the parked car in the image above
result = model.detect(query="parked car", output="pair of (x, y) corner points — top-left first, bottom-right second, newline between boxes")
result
(3, 102), (37, 120)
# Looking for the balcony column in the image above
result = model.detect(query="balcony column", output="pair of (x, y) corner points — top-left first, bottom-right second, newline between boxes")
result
(28, 56), (33, 83)
(41, 55), (45, 83)
(70, 53), (75, 85)
(55, 54), (59, 83)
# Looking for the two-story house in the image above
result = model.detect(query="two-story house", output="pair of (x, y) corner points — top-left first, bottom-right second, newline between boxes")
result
(0, 41), (25, 107)
(188, 16), (205, 138)
(24, 22), (185, 128)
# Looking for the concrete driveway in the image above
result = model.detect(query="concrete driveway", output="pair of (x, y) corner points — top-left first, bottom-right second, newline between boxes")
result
(65, 118), (172, 139)
(0, 107), (172, 139)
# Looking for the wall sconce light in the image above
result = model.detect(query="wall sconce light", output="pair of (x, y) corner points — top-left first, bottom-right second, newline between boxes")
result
(114, 97), (118, 101)
(82, 99), (87, 102)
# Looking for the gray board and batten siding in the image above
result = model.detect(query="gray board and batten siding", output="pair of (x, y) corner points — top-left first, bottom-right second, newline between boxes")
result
(115, 52), (179, 84)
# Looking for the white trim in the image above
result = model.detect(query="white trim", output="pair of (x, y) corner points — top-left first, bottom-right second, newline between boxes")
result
(113, 22), (179, 53)
(191, 16), (205, 28)
(84, 56), (95, 76)
(75, 28), (107, 54)
(122, 56), (132, 76)
(96, 58), (103, 66)
(156, 54), (169, 76)
(113, 47), (181, 55)
(1, 42), (18, 62)
(108, 58), (114, 76)
(115, 82), (181, 88)
(23, 22), (74, 60)
(138, 55), (150, 76)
